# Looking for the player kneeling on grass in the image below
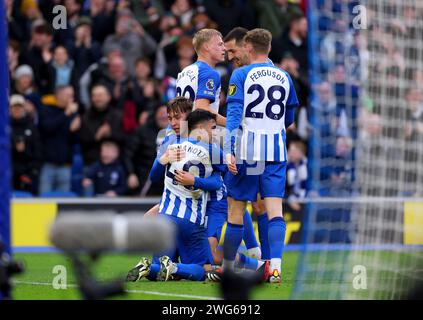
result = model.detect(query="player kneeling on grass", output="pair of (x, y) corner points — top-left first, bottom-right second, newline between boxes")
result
(127, 107), (226, 282)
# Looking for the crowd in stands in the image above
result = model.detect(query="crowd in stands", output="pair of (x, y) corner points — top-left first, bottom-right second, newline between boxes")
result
(8, 0), (310, 199)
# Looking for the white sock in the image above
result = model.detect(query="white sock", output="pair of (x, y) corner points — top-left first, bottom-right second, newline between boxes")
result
(256, 260), (265, 270)
(246, 246), (262, 259)
(172, 265), (178, 274)
(270, 258), (281, 273)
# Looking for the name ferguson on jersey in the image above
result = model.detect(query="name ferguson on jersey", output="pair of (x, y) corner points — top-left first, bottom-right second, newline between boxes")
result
(249, 69), (286, 84)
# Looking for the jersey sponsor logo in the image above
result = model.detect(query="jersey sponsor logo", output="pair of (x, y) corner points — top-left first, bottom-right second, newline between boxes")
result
(206, 79), (215, 90)
(228, 84), (237, 96)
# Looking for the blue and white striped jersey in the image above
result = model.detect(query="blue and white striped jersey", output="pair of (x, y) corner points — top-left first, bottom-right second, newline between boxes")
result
(226, 62), (299, 162)
(159, 138), (223, 226)
(176, 61), (221, 113)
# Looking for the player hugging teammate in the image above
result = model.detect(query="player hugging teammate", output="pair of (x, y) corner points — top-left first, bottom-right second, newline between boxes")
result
(126, 27), (298, 284)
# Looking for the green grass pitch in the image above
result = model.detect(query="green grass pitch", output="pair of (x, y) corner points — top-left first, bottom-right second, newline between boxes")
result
(11, 252), (300, 300)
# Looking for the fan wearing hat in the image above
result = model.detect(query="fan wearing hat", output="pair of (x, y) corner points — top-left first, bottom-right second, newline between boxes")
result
(9, 94), (42, 194)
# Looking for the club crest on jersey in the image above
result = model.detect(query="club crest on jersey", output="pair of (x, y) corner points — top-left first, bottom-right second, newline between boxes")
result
(206, 79), (215, 90)
(228, 84), (237, 96)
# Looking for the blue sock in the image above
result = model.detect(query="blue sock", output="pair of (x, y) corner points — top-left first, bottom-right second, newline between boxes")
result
(257, 213), (270, 259)
(236, 253), (258, 270)
(268, 217), (286, 260)
(175, 264), (205, 281)
(243, 210), (259, 249)
(146, 263), (160, 281)
(223, 222), (244, 263)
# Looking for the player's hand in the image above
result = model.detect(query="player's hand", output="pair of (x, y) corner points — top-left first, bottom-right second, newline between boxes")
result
(159, 149), (170, 165)
(226, 154), (238, 175)
(168, 146), (186, 163)
(174, 170), (195, 186)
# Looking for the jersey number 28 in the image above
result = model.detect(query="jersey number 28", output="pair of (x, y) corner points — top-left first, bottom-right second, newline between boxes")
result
(245, 84), (286, 120)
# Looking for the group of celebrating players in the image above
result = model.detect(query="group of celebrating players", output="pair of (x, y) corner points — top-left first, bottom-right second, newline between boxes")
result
(125, 26), (299, 284)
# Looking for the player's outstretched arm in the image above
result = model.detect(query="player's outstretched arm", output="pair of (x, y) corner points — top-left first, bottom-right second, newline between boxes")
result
(174, 170), (223, 191)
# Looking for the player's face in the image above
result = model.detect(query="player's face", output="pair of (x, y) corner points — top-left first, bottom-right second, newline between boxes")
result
(202, 119), (217, 143)
(192, 119), (217, 143)
(208, 35), (226, 63)
(168, 110), (188, 136)
(225, 39), (249, 68)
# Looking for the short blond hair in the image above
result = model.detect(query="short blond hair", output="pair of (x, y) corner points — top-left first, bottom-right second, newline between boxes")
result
(192, 28), (222, 54)
(244, 28), (272, 55)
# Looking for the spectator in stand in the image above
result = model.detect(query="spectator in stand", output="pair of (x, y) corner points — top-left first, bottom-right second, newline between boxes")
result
(186, 11), (218, 36)
(286, 140), (308, 213)
(12, 65), (36, 97)
(11, 65), (43, 123)
(129, 0), (164, 28)
(79, 84), (126, 167)
(254, 0), (303, 39)
(102, 9), (157, 76)
(21, 20), (55, 95)
(330, 136), (353, 197)
(10, 94), (42, 195)
(153, 14), (184, 79)
(279, 52), (308, 107)
(133, 77), (161, 127)
(8, 40), (21, 78)
(125, 57), (156, 128)
(165, 35), (195, 78)
(7, 0), (28, 43)
(83, 140), (127, 197)
(404, 87), (423, 195)
(95, 54), (132, 109)
(20, 0), (43, 27)
(38, 85), (81, 194)
(124, 104), (169, 196)
(170, 0), (196, 31)
(313, 81), (338, 195)
(404, 87), (423, 142)
(271, 11), (308, 81)
(87, 0), (117, 44)
(66, 16), (102, 79)
(49, 45), (79, 91)
(203, 0), (256, 36)
(78, 45), (123, 109)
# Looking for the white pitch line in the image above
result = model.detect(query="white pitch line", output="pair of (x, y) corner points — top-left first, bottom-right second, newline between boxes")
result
(14, 280), (221, 300)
